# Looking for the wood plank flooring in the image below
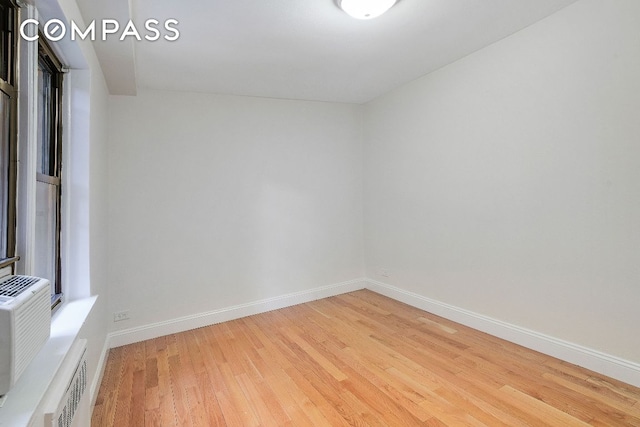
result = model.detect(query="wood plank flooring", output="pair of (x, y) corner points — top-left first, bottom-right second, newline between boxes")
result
(92, 290), (640, 426)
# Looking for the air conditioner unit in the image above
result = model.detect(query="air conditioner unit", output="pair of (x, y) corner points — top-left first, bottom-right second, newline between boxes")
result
(0, 275), (51, 396)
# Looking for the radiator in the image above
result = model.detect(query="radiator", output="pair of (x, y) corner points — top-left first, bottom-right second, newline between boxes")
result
(43, 339), (88, 427)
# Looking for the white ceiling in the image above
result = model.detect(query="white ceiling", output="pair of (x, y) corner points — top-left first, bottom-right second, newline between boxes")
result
(76, 0), (579, 103)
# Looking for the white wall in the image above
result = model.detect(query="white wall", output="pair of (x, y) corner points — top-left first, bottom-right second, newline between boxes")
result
(56, 0), (111, 411)
(364, 0), (640, 363)
(108, 90), (364, 331)
(80, 43), (110, 405)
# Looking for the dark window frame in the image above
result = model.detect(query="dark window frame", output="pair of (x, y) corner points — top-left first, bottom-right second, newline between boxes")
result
(36, 36), (64, 308)
(0, 0), (19, 271)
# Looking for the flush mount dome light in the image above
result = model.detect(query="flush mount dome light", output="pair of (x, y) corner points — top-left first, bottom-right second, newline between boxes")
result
(339, 0), (398, 20)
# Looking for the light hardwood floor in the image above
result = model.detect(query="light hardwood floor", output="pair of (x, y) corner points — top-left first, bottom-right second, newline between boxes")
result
(92, 290), (640, 426)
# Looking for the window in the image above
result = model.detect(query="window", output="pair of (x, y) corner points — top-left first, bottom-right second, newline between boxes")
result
(34, 38), (64, 308)
(0, 0), (18, 270)
(1, 1), (67, 308)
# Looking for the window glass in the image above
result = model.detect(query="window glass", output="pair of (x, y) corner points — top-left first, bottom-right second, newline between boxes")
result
(37, 60), (55, 176)
(35, 43), (63, 304)
(0, 0), (15, 83)
(0, 92), (9, 259)
(34, 180), (58, 294)
(0, 0), (16, 264)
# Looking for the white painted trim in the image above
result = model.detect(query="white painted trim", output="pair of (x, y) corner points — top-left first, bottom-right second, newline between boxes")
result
(108, 278), (367, 348)
(365, 279), (640, 388)
(15, 4), (38, 277)
(89, 335), (111, 408)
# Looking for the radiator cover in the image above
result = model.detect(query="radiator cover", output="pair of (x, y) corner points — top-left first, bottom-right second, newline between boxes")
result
(43, 339), (88, 427)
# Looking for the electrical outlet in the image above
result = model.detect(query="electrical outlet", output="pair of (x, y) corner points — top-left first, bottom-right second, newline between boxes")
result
(113, 310), (130, 322)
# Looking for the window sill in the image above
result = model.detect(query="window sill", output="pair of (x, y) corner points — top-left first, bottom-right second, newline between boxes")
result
(0, 296), (97, 427)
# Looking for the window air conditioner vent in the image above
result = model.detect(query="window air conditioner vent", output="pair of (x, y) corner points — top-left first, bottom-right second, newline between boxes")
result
(0, 276), (42, 298)
(0, 275), (51, 396)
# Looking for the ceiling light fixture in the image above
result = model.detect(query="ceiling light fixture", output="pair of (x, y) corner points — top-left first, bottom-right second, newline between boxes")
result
(339, 0), (398, 20)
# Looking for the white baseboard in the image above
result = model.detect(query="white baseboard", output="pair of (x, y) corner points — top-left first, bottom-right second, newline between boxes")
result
(102, 276), (640, 388)
(107, 278), (367, 349)
(365, 279), (640, 388)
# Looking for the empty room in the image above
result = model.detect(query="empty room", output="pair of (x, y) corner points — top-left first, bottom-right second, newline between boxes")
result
(1, 0), (639, 425)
